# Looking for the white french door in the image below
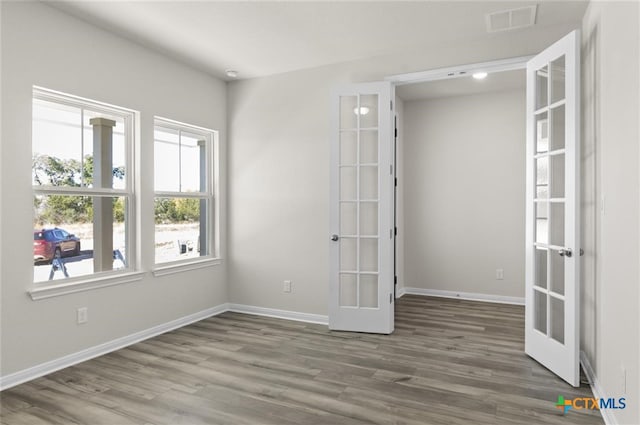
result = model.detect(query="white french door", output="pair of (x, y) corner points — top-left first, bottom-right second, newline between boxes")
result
(525, 30), (581, 386)
(329, 82), (394, 334)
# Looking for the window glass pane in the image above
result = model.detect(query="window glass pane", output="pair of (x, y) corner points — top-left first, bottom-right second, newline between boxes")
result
(154, 126), (180, 192)
(154, 197), (207, 264)
(33, 195), (128, 282)
(83, 111), (126, 190)
(180, 132), (204, 193)
(32, 100), (82, 187)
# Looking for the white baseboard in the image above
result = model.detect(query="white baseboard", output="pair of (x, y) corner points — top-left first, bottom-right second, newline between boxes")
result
(228, 303), (328, 325)
(580, 351), (617, 425)
(402, 287), (525, 305)
(396, 287), (406, 298)
(0, 303), (230, 391)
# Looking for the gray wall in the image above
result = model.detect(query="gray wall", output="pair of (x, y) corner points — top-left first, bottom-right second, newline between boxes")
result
(581, 2), (639, 424)
(0, 2), (228, 376)
(227, 23), (579, 314)
(402, 89), (526, 298)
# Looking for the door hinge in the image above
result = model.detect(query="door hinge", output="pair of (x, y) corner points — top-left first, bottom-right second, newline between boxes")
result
(394, 127), (398, 138)
(394, 177), (398, 187)
(394, 227), (398, 236)
(394, 275), (398, 284)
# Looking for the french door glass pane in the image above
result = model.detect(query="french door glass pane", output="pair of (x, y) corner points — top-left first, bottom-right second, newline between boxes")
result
(550, 203), (565, 246)
(550, 55), (566, 104)
(359, 94), (379, 128)
(340, 202), (357, 236)
(360, 202), (378, 236)
(339, 274), (357, 307)
(360, 238), (378, 272)
(535, 66), (549, 110)
(360, 166), (378, 200)
(550, 249), (565, 295)
(340, 238), (357, 271)
(360, 275), (378, 308)
(550, 297), (565, 344)
(534, 289), (547, 334)
(340, 131), (357, 165)
(536, 202), (548, 244)
(550, 154), (565, 198)
(551, 105), (566, 150)
(340, 96), (358, 129)
(340, 167), (357, 200)
(360, 130), (378, 164)
(536, 113), (549, 153)
(536, 156), (548, 186)
(535, 248), (548, 289)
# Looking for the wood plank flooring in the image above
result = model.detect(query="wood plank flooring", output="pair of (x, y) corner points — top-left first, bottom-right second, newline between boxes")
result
(1, 295), (603, 424)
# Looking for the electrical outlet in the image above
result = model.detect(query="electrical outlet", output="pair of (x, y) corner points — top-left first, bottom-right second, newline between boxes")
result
(283, 280), (292, 293)
(496, 269), (504, 280)
(77, 307), (88, 324)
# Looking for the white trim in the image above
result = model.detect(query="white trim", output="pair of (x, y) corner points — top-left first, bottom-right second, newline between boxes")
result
(402, 287), (525, 305)
(228, 303), (328, 325)
(152, 258), (222, 277)
(580, 351), (616, 425)
(385, 55), (534, 85)
(0, 304), (230, 391)
(29, 271), (145, 300)
(396, 287), (406, 298)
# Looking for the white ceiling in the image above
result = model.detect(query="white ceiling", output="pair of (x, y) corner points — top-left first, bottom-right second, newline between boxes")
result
(397, 69), (526, 101)
(51, 1), (588, 81)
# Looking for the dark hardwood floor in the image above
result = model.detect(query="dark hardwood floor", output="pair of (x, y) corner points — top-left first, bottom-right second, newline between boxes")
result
(1, 295), (602, 424)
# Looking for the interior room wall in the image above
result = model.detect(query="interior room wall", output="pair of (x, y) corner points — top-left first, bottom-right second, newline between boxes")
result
(402, 89), (525, 299)
(0, 2), (228, 377)
(581, 2), (640, 424)
(227, 22), (579, 315)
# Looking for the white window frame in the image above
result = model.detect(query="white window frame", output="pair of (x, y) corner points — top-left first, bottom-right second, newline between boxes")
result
(152, 117), (219, 275)
(29, 87), (141, 300)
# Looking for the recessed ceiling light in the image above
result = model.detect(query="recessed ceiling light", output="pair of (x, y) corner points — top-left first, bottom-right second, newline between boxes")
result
(473, 72), (488, 80)
(226, 69), (238, 78)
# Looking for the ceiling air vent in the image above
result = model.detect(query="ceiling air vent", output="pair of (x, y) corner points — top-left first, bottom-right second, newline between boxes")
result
(486, 5), (537, 33)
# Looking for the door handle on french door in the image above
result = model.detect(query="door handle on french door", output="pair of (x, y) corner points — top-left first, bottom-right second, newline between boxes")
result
(559, 248), (573, 258)
(331, 235), (339, 241)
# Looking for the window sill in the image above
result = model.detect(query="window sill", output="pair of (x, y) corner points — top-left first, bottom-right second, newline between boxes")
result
(152, 258), (222, 277)
(29, 271), (145, 301)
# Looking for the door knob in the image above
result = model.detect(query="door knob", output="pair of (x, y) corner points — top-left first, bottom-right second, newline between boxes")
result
(559, 248), (572, 258)
(331, 234), (339, 241)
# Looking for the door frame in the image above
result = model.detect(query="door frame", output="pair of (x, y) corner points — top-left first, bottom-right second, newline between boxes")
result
(382, 49), (581, 386)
